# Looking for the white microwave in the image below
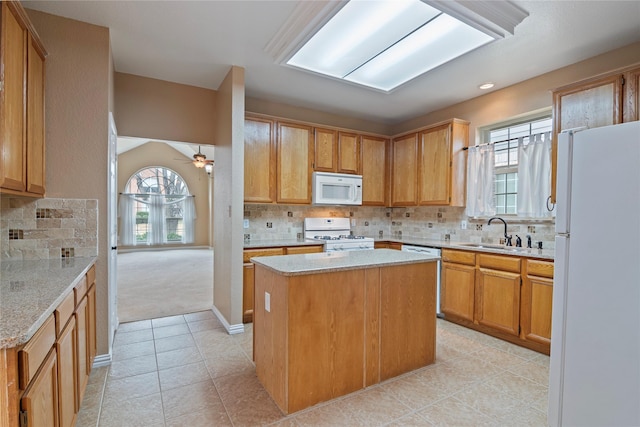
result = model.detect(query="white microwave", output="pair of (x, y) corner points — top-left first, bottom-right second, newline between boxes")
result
(312, 172), (362, 205)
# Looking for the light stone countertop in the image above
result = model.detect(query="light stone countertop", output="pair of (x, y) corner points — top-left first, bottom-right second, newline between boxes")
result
(377, 236), (555, 260)
(0, 257), (97, 349)
(251, 248), (438, 276)
(243, 238), (325, 249)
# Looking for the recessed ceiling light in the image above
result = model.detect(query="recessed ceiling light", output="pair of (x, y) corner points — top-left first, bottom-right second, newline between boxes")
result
(285, 0), (497, 92)
(479, 82), (495, 90)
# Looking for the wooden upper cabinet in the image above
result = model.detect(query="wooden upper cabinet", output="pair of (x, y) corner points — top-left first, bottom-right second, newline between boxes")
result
(551, 72), (625, 203)
(0, 1), (47, 197)
(277, 121), (313, 204)
(390, 133), (418, 206)
(337, 131), (360, 174)
(361, 135), (388, 206)
(624, 65), (640, 122)
(244, 116), (276, 203)
(418, 124), (451, 205)
(313, 127), (337, 172)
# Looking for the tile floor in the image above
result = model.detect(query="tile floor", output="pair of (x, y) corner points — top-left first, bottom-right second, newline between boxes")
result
(77, 310), (549, 426)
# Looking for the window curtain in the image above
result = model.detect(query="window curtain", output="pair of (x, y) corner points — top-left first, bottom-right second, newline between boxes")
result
(466, 144), (496, 217)
(517, 132), (553, 218)
(118, 194), (196, 245)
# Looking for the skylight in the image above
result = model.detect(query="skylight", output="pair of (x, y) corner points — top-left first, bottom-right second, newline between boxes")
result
(286, 0), (496, 92)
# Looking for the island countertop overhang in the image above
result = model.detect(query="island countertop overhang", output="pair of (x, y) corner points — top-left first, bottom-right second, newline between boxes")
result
(251, 248), (439, 276)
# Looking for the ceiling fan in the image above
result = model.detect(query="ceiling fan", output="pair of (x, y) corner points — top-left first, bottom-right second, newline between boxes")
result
(191, 146), (214, 174)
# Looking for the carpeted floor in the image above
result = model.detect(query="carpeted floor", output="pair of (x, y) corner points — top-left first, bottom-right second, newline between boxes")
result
(117, 248), (214, 322)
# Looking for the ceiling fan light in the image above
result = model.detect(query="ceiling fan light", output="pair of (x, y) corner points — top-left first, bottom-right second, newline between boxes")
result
(204, 163), (213, 175)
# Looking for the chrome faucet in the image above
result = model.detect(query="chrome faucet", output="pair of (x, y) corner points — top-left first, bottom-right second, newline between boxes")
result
(488, 217), (512, 246)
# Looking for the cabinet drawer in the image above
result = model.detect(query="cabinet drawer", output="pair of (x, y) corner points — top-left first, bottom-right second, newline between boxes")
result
(526, 259), (554, 278)
(55, 291), (75, 337)
(477, 254), (521, 273)
(285, 245), (323, 255)
(243, 248), (284, 263)
(19, 315), (55, 389)
(87, 264), (96, 285)
(74, 275), (88, 306)
(442, 249), (475, 266)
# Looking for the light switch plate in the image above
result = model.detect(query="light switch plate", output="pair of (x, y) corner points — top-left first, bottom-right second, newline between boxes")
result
(243, 219), (249, 229)
(265, 292), (271, 312)
(460, 220), (467, 230)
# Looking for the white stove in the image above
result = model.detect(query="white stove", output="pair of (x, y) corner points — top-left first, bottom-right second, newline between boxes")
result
(304, 218), (374, 252)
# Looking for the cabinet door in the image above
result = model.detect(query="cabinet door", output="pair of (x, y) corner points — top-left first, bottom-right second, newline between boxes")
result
(0, 2), (27, 193)
(418, 124), (451, 205)
(361, 135), (388, 206)
(244, 117), (276, 203)
(242, 262), (255, 324)
(551, 74), (623, 202)
(277, 122), (313, 204)
(390, 133), (418, 206)
(57, 316), (77, 427)
(441, 262), (475, 321)
(285, 245), (323, 255)
(87, 285), (97, 367)
(75, 296), (89, 409)
(26, 36), (46, 195)
(313, 127), (336, 172)
(475, 268), (521, 336)
(624, 66), (640, 122)
(21, 349), (58, 427)
(337, 132), (360, 174)
(521, 274), (553, 347)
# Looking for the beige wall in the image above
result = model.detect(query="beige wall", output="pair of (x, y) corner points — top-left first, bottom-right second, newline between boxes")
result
(117, 142), (212, 248)
(213, 66), (245, 329)
(26, 9), (112, 355)
(392, 41), (640, 138)
(114, 72), (217, 145)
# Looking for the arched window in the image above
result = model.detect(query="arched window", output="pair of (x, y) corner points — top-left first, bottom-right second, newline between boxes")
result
(119, 167), (196, 245)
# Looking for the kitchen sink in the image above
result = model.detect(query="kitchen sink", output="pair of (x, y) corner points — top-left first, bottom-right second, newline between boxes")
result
(459, 243), (529, 252)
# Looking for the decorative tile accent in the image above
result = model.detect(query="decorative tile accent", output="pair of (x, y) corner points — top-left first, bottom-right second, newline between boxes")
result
(36, 208), (52, 218)
(61, 247), (75, 258)
(8, 229), (24, 240)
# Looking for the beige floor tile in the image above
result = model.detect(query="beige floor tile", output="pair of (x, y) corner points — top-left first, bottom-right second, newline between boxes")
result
(152, 322), (191, 339)
(336, 386), (412, 426)
(108, 354), (157, 379)
(495, 402), (548, 427)
(161, 379), (224, 418)
(103, 371), (160, 402)
(485, 371), (548, 403)
(79, 381), (105, 412)
(113, 328), (154, 346)
(472, 346), (530, 370)
(224, 389), (285, 426)
(443, 354), (503, 382)
(508, 359), (550, 386)
(87, 365), (109, 386)
(158, 360), (211, 391)
(452, 381), (522, 419)
(192, 327), (235, 347)
(75, 404), (100, 427)
(165, 405), (233, 427)
(187, 317), (224, 332)
(294, 402), (356, 426)
(417, 397), (495, 426)
(183, 309), (217, 322)
(435, 342), (465, 363)
(386, 412), (434, 426)
(154, 332), (196, 353)
(414, 362), (476, 396)
(110, 339), (156, 361)
(382, 374), (450, 410)
(117, 319), (152, 333)
(213, 371), (266, 406)
(204, 351), (255, 378)
(156, 345), (203, 370)
(99, 392), (165, 427)
(435, 330), (489, 355)
(151, 314), (186, 328)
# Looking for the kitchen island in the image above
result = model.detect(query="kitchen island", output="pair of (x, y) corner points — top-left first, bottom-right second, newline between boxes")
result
(251, 249), (439, 414)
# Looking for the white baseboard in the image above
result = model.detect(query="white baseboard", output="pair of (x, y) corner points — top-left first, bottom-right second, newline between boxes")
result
(92, 353), (112, 368)
(211, 306), (245, 335)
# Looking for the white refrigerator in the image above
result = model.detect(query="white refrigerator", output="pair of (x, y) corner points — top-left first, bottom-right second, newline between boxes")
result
(549, 121), (640, 426)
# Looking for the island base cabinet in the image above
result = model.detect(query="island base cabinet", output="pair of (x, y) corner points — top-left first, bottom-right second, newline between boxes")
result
(254, 261), (436, 414)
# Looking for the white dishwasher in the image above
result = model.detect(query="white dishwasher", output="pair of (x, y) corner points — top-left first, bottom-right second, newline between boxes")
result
(401, 245), (442, 317)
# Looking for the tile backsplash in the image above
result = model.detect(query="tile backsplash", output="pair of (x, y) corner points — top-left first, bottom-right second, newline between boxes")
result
(1, 197), (98, 260)
(244, 204), (556, 250)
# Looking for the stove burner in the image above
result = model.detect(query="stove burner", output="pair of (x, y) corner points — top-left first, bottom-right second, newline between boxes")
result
(339, 235), (365, 240)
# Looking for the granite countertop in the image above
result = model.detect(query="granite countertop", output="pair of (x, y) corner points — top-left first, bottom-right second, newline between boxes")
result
(0, 257), (97, 349)
(251, 248), (438, 276)
(243, 238), (325, 249)
(375, 236), (555, 260)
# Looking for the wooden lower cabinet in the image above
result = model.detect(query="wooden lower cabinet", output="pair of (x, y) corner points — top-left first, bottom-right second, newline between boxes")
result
(243, 246), (323, 323)
(374, 241), (402, 250)
(75, 296), (89, 408)
(441, 249), (552, 354)
(57, 317), (77, 427)
(20, 349), (58, 427)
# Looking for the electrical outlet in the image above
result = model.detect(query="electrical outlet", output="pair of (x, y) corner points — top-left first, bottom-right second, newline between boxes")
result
(266, 222), (272, 228)
(351, 219), (356, 226)
(265, 292), (271, 312)
(243, 219), (249, 229)
(460, 220), (467, 230)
